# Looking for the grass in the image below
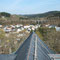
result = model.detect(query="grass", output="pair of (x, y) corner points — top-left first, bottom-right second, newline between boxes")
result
(36, 30), (43, 40)
(36, 28), (60, 53)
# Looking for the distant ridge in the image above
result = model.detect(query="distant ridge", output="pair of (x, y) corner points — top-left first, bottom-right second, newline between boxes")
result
(0, 11), (60, 25)
(0, 11), (60, 18)
(23, 11), (60, 18)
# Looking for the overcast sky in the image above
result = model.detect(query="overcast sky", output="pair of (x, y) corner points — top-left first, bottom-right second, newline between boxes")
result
(0, 0), (60, 14)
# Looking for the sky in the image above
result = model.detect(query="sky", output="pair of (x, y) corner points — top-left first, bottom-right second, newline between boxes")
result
(0, 0), (60, 14)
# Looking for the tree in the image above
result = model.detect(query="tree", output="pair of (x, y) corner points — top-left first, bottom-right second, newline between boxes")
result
(58, 24), (60, 27)
(0, 12), (11, 17)
(0, 29), (5, 39)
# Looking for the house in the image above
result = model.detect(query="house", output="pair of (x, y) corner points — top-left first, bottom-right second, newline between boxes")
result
(4, 27), (11, 33)
(48, 25), (56, 28)
(45, 24), (50, 27)
(27, 28), (31, 31)
(0, 24), (3, 28)
(15, 24), (23, 28)
(15, 24), (20, 28)
(24, 25), (30, 29)
(17, 29), (22, 33)
(55, 26), (60, 31)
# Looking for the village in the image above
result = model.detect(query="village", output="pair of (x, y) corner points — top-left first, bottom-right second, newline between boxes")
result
(0, 23), (60, 33)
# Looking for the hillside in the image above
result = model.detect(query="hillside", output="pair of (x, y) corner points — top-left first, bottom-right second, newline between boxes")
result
(0, 12), (11, 17)
(0, 11), (60, 25)
(24, 11), (60, 18)
(0, 11), (60, 20)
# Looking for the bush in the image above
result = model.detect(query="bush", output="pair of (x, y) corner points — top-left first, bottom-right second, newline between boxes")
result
(0, 29), (5, 39)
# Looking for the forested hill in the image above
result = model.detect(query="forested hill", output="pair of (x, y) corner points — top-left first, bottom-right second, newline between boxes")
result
(0, 12), (11, 17)
(24, 11), (60, 18)
(0, 11), (60, 24)
(0, 11), (60, 18)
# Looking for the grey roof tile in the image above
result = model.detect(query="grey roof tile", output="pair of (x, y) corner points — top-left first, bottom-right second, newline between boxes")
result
(0, 32), (55, 60)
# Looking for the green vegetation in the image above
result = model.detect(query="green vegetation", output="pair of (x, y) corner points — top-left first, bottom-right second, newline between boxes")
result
(0, 11), (60, 25)
(24, 11), (60, 19)
(36, 27), (60, 53)
(36, 29), (43, 40)
(0, 29), (5, 39)
(0, 12), (11, 17)
(0, 31), (29, 54)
